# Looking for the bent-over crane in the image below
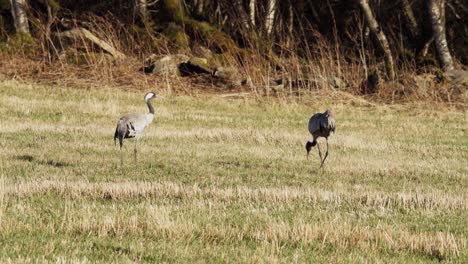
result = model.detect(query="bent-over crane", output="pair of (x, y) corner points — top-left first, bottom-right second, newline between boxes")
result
(306, 109), (336, 168)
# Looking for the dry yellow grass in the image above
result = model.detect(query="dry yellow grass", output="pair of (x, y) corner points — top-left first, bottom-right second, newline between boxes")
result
(0, 80), (467, 262)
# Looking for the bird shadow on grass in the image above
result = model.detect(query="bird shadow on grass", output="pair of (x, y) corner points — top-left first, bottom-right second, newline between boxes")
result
(15, 155), (72, 168)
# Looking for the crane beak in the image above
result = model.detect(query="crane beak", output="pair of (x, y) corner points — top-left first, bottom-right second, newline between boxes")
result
(306, 151), (310, 160)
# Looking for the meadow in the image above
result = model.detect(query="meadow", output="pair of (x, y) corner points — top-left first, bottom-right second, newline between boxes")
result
(0, 81), (467, 262)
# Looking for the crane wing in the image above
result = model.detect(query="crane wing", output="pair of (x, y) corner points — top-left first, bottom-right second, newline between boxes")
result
(309, 112), (335, 135)
(328, 118), (335, 133)
(118, 114), (149, 138)
(308, 113), (322, 134)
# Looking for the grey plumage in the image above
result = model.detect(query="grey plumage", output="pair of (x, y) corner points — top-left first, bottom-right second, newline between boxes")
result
(306, 109), (335, 168)
(114, 92), (157, 166)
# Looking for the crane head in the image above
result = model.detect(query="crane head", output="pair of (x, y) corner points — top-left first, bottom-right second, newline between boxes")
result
(305, 140), (315, 159)
(144, 92), (157, 101)
(325, 108), (334, 117)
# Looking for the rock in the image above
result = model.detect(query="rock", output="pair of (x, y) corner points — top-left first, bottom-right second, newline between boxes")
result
(192, 46), (212, 59)
(163, 23), (189, 49)
(141, 54), (189, 75)
(179, 57), (213, 76)
(213, 66), (243, 87)
(58, 48), (114, 65)
(443, 70), (468, 101)
(411, 74), (437, 97)
(144, 54), (158, 65)
(242, 76), (255, 89)
(360, 70), (381, 94)
(271, 84), (285, 93)
(269, 79), (283, 86)
(328, 76), (346, 90)
(443, 70), (468, 88)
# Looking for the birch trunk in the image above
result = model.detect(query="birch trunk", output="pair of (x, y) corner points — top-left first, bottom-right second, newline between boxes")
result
(135, 0), (148, 22)
(401, 0), (419, 40)
(195, 0), (204, 15)
(249, 0), (256, 27)
(288, 2), (293, 36)
(286, 1), (293, 48)
(358, 0), (395, 80)
(233, 0), (250, 29)
(9, 0), (29, 34)
(428, 0), (454, 71)
(265, 0), (276, 35)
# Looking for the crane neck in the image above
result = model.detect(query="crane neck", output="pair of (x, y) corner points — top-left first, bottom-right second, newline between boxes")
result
(146, 99), (155, 114)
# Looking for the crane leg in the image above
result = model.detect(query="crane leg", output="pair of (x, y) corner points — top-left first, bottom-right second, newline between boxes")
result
(317, 141), (323, 165)
(120, 145), (123, 167)
(134, 140), (138, 164)
(320, 139), (329, 169)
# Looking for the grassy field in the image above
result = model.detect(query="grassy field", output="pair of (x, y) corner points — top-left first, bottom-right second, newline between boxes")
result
(0, 81), (467, 262)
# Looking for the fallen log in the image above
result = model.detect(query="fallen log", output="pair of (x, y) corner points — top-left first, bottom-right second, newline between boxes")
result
(54, 28), (125, 59)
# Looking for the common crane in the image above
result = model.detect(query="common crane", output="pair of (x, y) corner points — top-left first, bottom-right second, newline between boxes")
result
(306, 109), (335, 168)
(114, 92), (157, 166)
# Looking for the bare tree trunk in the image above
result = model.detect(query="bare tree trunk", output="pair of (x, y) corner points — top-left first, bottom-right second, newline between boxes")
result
(286, 1), (293, 47)
(44, 0), (54, 39)
(428, 0), (454, 71)
(401, 0), (419, 40)
(233, 0), (250, 29)
(420, 36), (434, 58)
(249, 0), (256, 27)
(265, 0), (276, 36)
(9, 0), (29, 34)
(135, 0), (148, 23)
(44, 0), (54, 61)
(358, 0), (395, 80)
(195, 0), (204, 15)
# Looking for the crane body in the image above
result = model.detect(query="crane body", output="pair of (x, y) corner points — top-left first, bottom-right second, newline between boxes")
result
(114, 92), (157, 166)
(306, 109), (335, 168)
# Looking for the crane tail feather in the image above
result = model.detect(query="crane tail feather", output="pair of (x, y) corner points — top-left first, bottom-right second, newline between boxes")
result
(114, 125), (125, 148)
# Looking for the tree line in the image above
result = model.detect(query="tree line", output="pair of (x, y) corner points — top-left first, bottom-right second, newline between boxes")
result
(1, 0), (466, 83)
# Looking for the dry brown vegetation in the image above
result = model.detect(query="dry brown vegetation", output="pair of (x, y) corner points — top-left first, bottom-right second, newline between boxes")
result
(2, 0), (467, 104)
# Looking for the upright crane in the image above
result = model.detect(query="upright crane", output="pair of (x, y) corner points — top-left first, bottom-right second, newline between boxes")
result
(114, 92), (157, 166)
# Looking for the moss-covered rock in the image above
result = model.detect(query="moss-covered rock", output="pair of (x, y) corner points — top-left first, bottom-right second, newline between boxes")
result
(160, 0), (184, 25)
(209, 53), (233, 67)
(163, 23), (189, 50)
(58, 48), (114, 65)
(184, 19), (237, 53)
(192, 45), (212, 59)
(327, 76), (347, 90)
(156, 0), (239, 54)
(48, 0), (61, 11)
(213, 66), (244, 87)
(443, 70), (468, 89)
(144, 54), (189, 76)
(179, 56), (213, 76)
(0, 33), (37, 56)
(188, 57), (210, 69)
